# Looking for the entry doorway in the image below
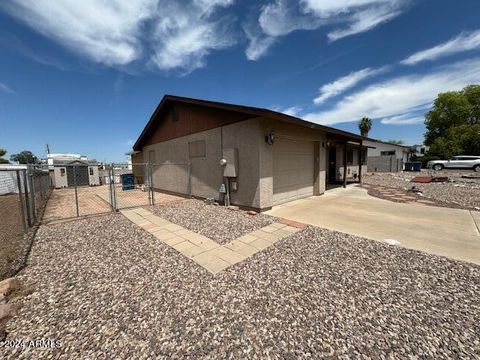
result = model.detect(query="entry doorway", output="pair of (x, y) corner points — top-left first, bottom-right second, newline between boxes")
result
(328, 146), (336, 184)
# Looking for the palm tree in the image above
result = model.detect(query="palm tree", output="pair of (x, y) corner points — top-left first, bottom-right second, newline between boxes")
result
(358, 117), (372, 137)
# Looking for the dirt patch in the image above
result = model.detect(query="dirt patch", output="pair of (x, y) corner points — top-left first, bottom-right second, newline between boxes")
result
(43, 187), (111, 221)
(0, 194), (30, 281)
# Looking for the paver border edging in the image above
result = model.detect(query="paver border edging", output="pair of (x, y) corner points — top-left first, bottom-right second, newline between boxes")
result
(121, 208), (303, 274)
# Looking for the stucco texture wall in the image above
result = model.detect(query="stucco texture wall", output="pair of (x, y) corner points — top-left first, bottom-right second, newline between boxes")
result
(258, 118), (327, 207)
(142, 118), (263, 208)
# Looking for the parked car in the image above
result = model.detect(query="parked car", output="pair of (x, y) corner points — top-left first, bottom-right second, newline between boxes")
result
(427, 155), (480, 171)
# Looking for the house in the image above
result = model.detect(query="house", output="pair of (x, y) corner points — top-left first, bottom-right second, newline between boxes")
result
(132, 95), (366, 211)
(363, 139), (411, 172)
(411, 144), (429, 158)
(47, 154), (100, 188)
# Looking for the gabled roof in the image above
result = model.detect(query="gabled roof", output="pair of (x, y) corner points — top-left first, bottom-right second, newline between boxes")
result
(133, 95), (364, 151)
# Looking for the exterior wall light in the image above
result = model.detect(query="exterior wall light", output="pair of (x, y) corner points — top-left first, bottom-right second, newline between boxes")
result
(265, 131), (275, 145)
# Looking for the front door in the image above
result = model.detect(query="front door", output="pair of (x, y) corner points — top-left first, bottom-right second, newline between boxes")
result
(328, 147), (337, 183)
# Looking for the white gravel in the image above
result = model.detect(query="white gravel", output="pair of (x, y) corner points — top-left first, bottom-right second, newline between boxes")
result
(151, 199), (278, 244)
(1, 213), (479, 359)
(363, 170), (480, 210)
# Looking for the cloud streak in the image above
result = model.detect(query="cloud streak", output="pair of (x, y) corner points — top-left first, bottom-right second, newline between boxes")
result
(313, 66), (388, 104)
(0, 82), (15, 94)
(303, 58), (480, 125)
(401, 29), (480, 65)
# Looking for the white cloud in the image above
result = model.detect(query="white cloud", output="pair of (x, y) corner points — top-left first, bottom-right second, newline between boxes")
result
(380, 113), (424, 125)
(278, 105), (303, 117)
(0, 82), (15, 94)
(1, 0), (236, 73)
(303, 57), (480, 125)
(1, 1), (157, 66)
(244, 23), (276, 61)
(150, 0), (235, 72)
(313, 66), (388, 104)
(401, 29), (480, 65)
(245, 0), (411, 60)
(326, 7), (401, 41)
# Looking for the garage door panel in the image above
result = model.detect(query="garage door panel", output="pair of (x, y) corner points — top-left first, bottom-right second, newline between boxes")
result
(273, 139), (314, 206)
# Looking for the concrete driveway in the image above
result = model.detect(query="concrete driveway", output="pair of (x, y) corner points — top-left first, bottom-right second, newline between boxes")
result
(266, 186), (480, 265)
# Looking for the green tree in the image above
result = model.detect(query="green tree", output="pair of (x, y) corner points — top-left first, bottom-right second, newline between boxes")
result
(0, 149), (9, 164)
(425, 85), (480, 145)
(428, 124), (480, 158)
(358, 117), (372, 137)
(10, 150), (39, 164)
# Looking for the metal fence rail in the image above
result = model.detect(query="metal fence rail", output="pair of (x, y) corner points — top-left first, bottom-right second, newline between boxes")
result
(1, 161), (191, 226)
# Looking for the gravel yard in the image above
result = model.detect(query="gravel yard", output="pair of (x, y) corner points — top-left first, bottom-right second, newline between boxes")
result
(2, 213), (479, 359)
(150, 199), (277, 244)
(363, 170), (480, 210)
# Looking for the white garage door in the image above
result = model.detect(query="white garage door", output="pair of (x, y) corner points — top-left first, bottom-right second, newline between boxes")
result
(273, 138), (314, 206)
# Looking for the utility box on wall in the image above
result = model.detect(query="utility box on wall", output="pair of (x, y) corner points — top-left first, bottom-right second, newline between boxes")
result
(223, 148), (238, 177)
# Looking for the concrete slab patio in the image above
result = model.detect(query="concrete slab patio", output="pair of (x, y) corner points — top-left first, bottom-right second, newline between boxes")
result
(266, 185), (480, 265)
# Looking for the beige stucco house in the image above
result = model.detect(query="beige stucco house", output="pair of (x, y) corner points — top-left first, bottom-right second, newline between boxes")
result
(132, 95), (366, 211)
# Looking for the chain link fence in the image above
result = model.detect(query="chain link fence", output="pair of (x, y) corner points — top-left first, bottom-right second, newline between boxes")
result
(43, 163), (158, 221)
(0, 165), (51, 279)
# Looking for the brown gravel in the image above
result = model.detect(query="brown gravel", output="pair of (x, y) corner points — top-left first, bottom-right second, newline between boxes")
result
(363, 170), (480, 210)
(150, 199), (278, 244)
(1, 213), (479, 359)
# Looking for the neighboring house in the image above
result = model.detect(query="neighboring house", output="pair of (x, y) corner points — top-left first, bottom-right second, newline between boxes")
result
(363, 139), (411, 172)
(131, 95), (366, 211)
(47, 153), (100, 188)
(411, 144), (429, 157)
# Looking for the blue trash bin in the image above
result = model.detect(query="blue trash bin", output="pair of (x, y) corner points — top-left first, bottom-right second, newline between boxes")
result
(413, 162), (422, 171)
(404, 162), (413, 171)
(120, 173), (135, 191)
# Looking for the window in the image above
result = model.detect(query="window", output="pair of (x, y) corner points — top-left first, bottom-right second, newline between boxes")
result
(60, 168), (65, 176)
(381, 150), (395, 156)
(420, 147), (425, 154)
(89, 167), (94, 176)
(189, 140), (206, 158)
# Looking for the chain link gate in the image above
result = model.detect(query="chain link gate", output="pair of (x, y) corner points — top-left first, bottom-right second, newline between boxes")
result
(42, 163), (157, 222)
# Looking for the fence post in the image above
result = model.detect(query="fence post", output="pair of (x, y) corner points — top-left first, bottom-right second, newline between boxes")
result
(73, 165), (79, 217)
(188, 162), (192, 197)
(22, 169), (32, 227)
(111, 165), (117, 211)
(149, 162), (155, 206)
(28, 165), (37, 222)
(16, 170), (27, 231)
(109, 166), (116, 211)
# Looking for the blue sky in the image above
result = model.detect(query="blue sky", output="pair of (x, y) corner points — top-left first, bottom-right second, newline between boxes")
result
(1, 0), (480, 162)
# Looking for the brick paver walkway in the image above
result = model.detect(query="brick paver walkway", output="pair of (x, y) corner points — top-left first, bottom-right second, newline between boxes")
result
(361, 184), (438, 206)
(121, 208), (302, 274)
